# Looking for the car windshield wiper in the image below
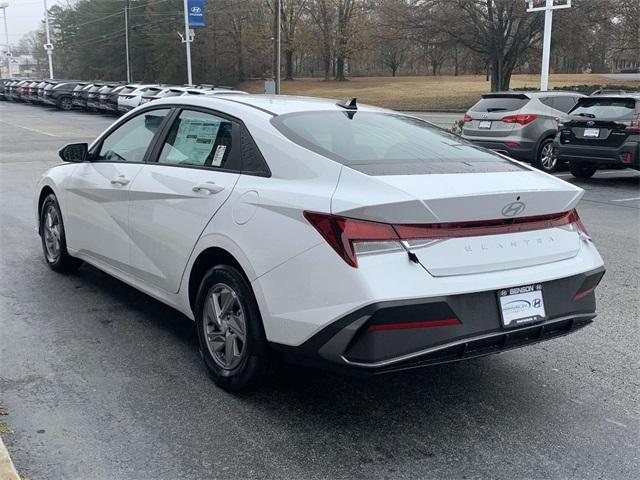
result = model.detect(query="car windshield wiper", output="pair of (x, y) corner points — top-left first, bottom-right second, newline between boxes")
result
(575, 112), (596, 118)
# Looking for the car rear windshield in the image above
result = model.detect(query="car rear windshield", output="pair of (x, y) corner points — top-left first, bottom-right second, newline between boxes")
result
(272, 111), (524, 175)
(120, 86), (137, 94)
(470, 96), (530, 113)
(569, 97), (637, 118)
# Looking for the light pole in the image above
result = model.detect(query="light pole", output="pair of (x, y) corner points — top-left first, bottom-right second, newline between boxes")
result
(124, 0), (131, 82)
(182, 0), (193, 85)
(526, 0), (571, 91)
(43, 0), (54, 78)
(0, 2), (11, 78)
(276, 0), (281, 94)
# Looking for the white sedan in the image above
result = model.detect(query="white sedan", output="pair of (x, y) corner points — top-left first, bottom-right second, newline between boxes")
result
(35, 95), (605, 390)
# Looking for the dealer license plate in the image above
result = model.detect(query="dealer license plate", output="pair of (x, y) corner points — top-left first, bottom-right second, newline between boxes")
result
(583, 128), (600, 138)
(498, 284), (546, 328)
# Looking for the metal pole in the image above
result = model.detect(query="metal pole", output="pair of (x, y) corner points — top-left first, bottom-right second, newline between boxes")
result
(124, 0), (131, 82)
(540, 0), (553, 91)
(1, 6), (11, 77)
(276, 0), (281, 94)
(183, 0), (193, 85)
(43, 0), (53, 78)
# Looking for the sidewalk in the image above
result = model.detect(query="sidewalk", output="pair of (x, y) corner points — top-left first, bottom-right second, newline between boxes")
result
(0, 436), (20, 480)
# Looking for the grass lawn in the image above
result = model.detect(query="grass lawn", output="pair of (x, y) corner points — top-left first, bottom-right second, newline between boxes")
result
(238, 74), (640, 111)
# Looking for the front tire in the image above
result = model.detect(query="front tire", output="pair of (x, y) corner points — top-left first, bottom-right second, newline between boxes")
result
(569, 161), (597, 179)
(195, 265), (270, 391)
(532, 138), (557, 173)
(57, 96), (73, 111)
(40, 194), (83, 272)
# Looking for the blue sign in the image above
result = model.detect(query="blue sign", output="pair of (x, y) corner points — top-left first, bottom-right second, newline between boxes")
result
(188, 0), (205, 28)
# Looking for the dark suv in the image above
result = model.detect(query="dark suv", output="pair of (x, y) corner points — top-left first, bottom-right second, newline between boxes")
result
(42, 81), (83, 110)
(554, 95), (640, 178)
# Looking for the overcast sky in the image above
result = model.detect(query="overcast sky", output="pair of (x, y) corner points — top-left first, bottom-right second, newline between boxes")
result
(1, 0), (66, 46)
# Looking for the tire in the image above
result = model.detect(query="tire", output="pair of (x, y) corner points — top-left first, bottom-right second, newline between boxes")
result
(569, 161), (597, 179)
(532, 138), (558, 173)
(195, 264), (270, 391)
(57, 96), (73, 111)
(40, 194), (83, 272)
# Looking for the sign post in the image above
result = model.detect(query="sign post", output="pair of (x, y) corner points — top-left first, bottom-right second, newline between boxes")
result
(0, 2), (11, 77)
(526, 0), (571, 91)
(183, 0), (205, 85)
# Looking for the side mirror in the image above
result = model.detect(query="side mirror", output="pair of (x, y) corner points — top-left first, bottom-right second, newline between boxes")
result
(59, 143), (88, 163)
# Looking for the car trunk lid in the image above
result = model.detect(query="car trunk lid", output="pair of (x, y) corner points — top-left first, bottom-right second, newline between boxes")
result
(331, 167), (584, 276)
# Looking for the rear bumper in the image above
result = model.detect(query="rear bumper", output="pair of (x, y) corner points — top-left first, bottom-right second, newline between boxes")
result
(462, 138), (537, 161)
(555, 139), (640, 170)
(272, 267), (605, 374)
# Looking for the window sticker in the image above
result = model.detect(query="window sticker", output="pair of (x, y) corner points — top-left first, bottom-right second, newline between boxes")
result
(211, 145), (227, 167)
(166, 118), (220, 165)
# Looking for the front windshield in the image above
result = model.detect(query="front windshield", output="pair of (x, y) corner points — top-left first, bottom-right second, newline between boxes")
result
(272, 111), (523, 175)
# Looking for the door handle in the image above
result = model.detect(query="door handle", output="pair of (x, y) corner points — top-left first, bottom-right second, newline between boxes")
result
(192, 182), (225, 194)
(110, 175), (130, 186)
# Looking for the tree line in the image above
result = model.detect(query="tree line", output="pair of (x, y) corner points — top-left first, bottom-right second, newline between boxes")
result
(15, 0), (639, 90)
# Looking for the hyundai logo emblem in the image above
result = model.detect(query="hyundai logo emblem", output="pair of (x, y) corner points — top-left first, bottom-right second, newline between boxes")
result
(191, 6), (202, 13)
(586, 120), (595, 126)
(501, 201), (526, 217)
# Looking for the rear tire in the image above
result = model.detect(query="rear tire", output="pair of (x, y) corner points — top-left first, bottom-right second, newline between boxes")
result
(195, 265), (270, 391)
(532, 138), (557, 173)
(40, 194), (83, 272)
(57, 96), (73, 111)
(569, 161), (597, 179)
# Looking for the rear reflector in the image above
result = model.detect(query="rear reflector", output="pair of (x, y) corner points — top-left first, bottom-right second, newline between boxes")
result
(623, 152), (632, 163)
(304, 209), (588, 268)
(463, 114), (472, 122)
(368, 318), (460, 331)
(505, 141), (520, 148)
(573, 287), (595, 302)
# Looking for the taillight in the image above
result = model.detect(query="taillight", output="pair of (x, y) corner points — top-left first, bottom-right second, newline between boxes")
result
(463, 114), (472, 122)
(305, 209), (588, 268)
(501, 114), (537, 125)
(625, 115), (640, 133)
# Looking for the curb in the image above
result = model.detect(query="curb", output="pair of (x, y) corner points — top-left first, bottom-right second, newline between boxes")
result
(0, 435), (20, 480)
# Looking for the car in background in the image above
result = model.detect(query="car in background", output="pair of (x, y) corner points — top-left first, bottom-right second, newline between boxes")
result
(99, 84), (127, 114)
(139, 85), (181, 105)
(117, 84), (161, 113)
(462, 91), (585, 173)
(85, 83), (106, 111)
(72, 83), (94, 109)
(43, 81), (83, 110)
(94, 83), (121, 112)
(14, 79), (34, 102)
(554, 94), (640, 178)
(36, 80), (55, 103)
(35, 95), (604, 390)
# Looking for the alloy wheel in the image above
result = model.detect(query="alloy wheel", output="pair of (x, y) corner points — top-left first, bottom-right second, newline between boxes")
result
(539, 142), (556, 171)
(203, 283), (247, 370)
(43, 205), (62, 263)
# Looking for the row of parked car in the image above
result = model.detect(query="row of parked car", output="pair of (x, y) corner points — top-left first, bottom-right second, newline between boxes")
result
(0, 78), (246, 115)
(461, 89), (640, 178)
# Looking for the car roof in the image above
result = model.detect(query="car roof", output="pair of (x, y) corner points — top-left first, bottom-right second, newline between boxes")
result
(484, 90), (585, 98)
(151, 94), (388, 116)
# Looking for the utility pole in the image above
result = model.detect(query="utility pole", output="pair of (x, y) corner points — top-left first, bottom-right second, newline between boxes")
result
(526, 0), (571, 91)
(182, 0), (193, 85)
(276, 0), (281, 94)
(124, 0), (131, 82)
(43, 0), (54, 78)
(0, 2), (11, 78)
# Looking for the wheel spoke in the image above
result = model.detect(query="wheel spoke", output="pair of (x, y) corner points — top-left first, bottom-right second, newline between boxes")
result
(209, 333), (226, 352)
(225, 333), (236, 365)
(204, 296), (219, 327)
(227, 314), (245, 342)
(218, 292), (236, 319)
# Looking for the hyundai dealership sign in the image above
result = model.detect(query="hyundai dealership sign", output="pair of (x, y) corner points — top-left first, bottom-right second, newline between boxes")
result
(188, 0), (205, 28)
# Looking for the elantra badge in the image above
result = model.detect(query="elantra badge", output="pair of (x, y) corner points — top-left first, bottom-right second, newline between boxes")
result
(501, 201), (526, 217)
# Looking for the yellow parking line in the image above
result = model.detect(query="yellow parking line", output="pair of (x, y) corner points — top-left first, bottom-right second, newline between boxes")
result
(0, 120), (58, 137)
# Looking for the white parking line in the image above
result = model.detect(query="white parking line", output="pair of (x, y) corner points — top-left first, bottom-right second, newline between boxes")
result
(611, 197), (640, 202)
(0, 120), (58, 137)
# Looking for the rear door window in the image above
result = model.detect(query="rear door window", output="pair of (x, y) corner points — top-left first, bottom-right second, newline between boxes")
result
(470, 96), (530, 113)
(551, 96), (579, 113)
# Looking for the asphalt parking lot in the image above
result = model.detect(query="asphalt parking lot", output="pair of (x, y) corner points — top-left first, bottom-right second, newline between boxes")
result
(1, 101), (639, 480)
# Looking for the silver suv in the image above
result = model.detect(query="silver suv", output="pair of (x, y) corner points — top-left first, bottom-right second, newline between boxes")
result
(462, 91), (585, 172)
